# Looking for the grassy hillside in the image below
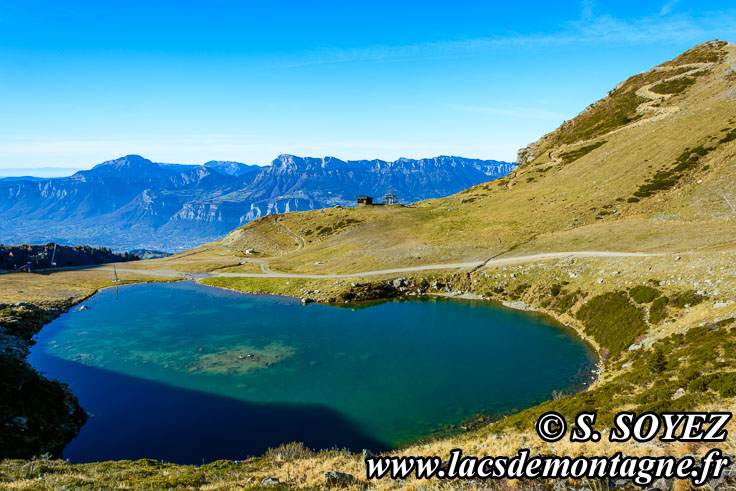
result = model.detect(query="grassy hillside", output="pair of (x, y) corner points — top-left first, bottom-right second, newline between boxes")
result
(213, 42), (736, 278)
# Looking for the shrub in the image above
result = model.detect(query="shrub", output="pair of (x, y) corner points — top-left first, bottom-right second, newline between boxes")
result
(719, 128), (736, 144)
(689, 372), (736, 398)
(558, 141), (606, 165)
(671, 290), (705, 308)
(650, 77), (697, 95)
(575, 292), (647, 356)
(552, 293), (578, 313)
(709, 372), (736, 398)
(557, 89), (645, 144)
(648, 349), (667, 373)
(648, 296), (669, 324)
(264, 441), (314, 461)
(629, 285), (661, 303)
(679, 367), (702, 387)
(632, 144), (714, 199)
(509, 284), (530, 300)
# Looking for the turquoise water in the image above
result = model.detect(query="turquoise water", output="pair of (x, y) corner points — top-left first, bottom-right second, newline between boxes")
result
(29, 282), (596, 463)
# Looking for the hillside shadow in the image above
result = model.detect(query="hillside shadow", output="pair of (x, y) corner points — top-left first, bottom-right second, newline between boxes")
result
(38, 355), (389, 464)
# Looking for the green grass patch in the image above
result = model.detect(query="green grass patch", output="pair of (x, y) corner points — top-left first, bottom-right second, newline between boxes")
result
(557, 88), (645, 144)
(552, 292), (578, 313)
(650, 76), (697, 95)
(200, 276), (335, 299)
(648, 296), (669, 324)
(719, 127), (736, 144)
(628, 285), (661, 303)
(670, 289), (705, 308)
(632, 144), (714, 199)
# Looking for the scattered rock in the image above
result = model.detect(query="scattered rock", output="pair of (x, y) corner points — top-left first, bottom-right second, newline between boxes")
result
(672, 387), (686, 400)
(649, 477), (673, 489)
(301, 298), (314, 305)
(324, 470), (356, 487)
(502, 300), (538, 312)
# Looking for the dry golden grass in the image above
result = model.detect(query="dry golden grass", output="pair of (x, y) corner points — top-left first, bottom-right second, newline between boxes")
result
(204, 43), (736, 278)
(0, 269), (166, 306)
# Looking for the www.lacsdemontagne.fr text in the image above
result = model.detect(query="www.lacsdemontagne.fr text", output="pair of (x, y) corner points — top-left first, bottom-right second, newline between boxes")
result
(366, 411), (733, 486)
(365, 448), (730, 486)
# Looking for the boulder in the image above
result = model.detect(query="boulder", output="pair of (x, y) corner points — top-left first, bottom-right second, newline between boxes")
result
(325, 471), (356, 487)
(261, 477), (280, 486)
(391, 278), (406, 288)
(649, 477), (673, 489)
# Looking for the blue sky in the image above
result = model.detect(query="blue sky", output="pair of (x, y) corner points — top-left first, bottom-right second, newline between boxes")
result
(1, 1), (735, 174)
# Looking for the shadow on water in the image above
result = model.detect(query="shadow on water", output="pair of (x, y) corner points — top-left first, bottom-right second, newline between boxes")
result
(40, 355), (389, 464)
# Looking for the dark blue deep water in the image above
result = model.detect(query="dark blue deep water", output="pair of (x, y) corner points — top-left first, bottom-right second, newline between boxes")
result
(29, 282), (596, 464)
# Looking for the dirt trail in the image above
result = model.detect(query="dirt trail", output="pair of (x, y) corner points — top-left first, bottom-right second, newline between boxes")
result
(275, 217), (305, 251)
(84, 251), (667, 281)
(511, 62), (716, 184)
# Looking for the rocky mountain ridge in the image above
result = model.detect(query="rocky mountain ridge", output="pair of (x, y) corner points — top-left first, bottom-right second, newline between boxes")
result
(0, 154), (513, 251)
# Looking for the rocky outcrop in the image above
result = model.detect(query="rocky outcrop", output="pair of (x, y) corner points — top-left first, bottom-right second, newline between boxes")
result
(324, 470), (356, 487)
(335, 282), (401, 303)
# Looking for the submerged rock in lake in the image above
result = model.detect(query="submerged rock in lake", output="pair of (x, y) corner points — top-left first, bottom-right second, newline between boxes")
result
(187, 343), (296, 374)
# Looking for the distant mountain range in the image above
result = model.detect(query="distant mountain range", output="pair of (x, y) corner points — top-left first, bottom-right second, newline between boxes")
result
(0, 154), (514, 251)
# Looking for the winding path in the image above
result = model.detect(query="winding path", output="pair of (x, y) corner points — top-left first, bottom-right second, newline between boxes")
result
(87, 251), (666, 280)
(275, 217), (305, 251)
(507, 62), (716, 190)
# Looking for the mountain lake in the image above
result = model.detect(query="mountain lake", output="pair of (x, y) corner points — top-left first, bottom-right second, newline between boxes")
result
(29, 281), (597, 464)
